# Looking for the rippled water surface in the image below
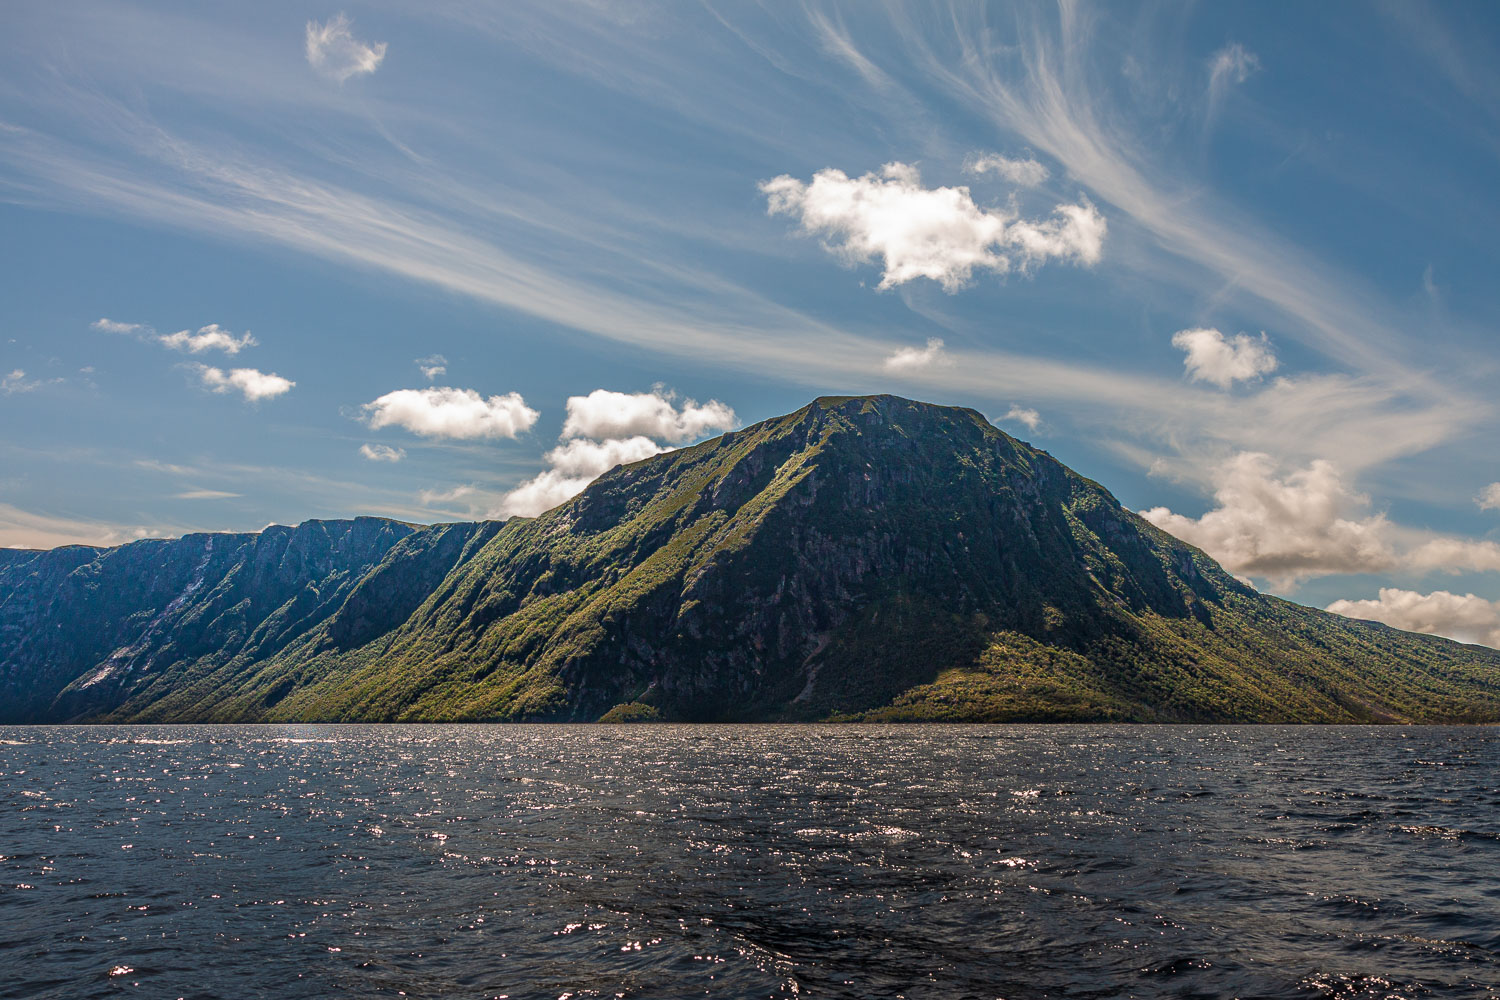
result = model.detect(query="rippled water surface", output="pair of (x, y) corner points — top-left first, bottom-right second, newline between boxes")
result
(2, 725), (1498, 999)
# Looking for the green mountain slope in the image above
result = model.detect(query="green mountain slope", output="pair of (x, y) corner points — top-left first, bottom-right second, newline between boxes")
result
(4, 395), (1499, 723)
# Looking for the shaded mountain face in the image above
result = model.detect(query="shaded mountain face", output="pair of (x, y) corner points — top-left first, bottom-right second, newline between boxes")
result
(3, 396), (1499, 724)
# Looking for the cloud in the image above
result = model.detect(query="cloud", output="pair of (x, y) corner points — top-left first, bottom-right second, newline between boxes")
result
(1141, 452), (1500, 588)
(159, 323), (257, 355)
(999, 405), (1041, 431)
(91, 317), (144, 335)
(1, 369), (61, 394)
(496, 437), (669, 519)
(1404, 537), (1500, 574)
(195, 364), (295, 401)
(416, 354), (447, 381)
(94, 317), (257, 355)
(760, 161), (1105, 292)
(359, 443), (406, 462)
(495, 470), (593, 520)
(1140, 452), (1396, 588)
(560, 389), (736, 443)
(362, 386), (538, 440)
(1327, 589), (1500, 649)
(965, 153), (1049, 187)
(544, 436), (668, 477)
(498, 388), (733, 519)
(1171, 328), (1278, 388)
(1208, 43), (1260, 113)
(883, 337), (948, 371)
(1479, 483), (1500, 511)
(418, 484), (475, 506)
(173, 489), (240, 500)
(305, 13), (387, 82)
(0, 502), (187, 550)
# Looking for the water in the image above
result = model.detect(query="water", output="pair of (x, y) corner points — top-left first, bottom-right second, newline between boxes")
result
(1, 725), (1497, 999)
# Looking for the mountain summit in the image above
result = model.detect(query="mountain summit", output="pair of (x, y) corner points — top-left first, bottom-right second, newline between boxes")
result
(4, 395), (1499, 724)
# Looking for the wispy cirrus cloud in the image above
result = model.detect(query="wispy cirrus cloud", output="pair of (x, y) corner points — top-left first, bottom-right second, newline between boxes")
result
(0, 94), (1467, 483)
(0, 501), (186, 550)
(1207, 43), (1259, 119)
(174, 488), (239, 500)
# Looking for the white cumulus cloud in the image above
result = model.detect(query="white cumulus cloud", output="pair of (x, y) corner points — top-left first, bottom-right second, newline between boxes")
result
(91, 317), (144, 335)
(416, 354), (447, 381)
(1479, 483), (1500, 512)
(498, 436), (669, 519)
(496, 470), (593, 520)
(544, 436), (668, 477)
(1327, 589), (1500, 649)
(306, 13), (387, 82)
(760, 161), (1105, 292)
(159, 324), (257, 355)
(1000, 405), (1042, 431)
(1171, 328), (1277, 387)
(560, 389), (736, 444)
(362, 386), (538, 440)
(1404, 537), (1500, 574)
(498, 387), (734, 519)
(1, 369), (61, 394)
(966, 153), (1050, 187)
(1141, 452), (1500, 588)
(883, 337), (948, 371)
(359, 443), (405, 462)
(195, 364), (295, 401)
(1140, 452), (1395, 588)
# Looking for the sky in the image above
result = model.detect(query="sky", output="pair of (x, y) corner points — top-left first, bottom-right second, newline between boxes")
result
(2, 1), (1499, 647)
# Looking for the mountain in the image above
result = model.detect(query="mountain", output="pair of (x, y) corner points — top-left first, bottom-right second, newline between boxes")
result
(4, 395), (1499, 724)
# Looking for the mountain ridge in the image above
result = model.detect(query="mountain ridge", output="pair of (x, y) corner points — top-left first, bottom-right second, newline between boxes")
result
(4, 395), (1499, 724)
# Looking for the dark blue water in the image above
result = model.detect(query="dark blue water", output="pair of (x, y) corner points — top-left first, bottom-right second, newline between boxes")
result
(1, 725), (1497, 999)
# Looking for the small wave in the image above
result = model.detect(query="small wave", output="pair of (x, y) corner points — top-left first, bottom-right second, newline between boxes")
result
(1396, 823), (1500, 841)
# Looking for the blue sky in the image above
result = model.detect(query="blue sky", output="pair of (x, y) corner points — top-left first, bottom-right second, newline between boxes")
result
(3, 1), (1499, 645)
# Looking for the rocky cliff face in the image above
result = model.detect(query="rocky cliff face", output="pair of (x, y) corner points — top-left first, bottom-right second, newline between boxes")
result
(4, 396), (1500, 724)
(0, 518), (419, 722)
